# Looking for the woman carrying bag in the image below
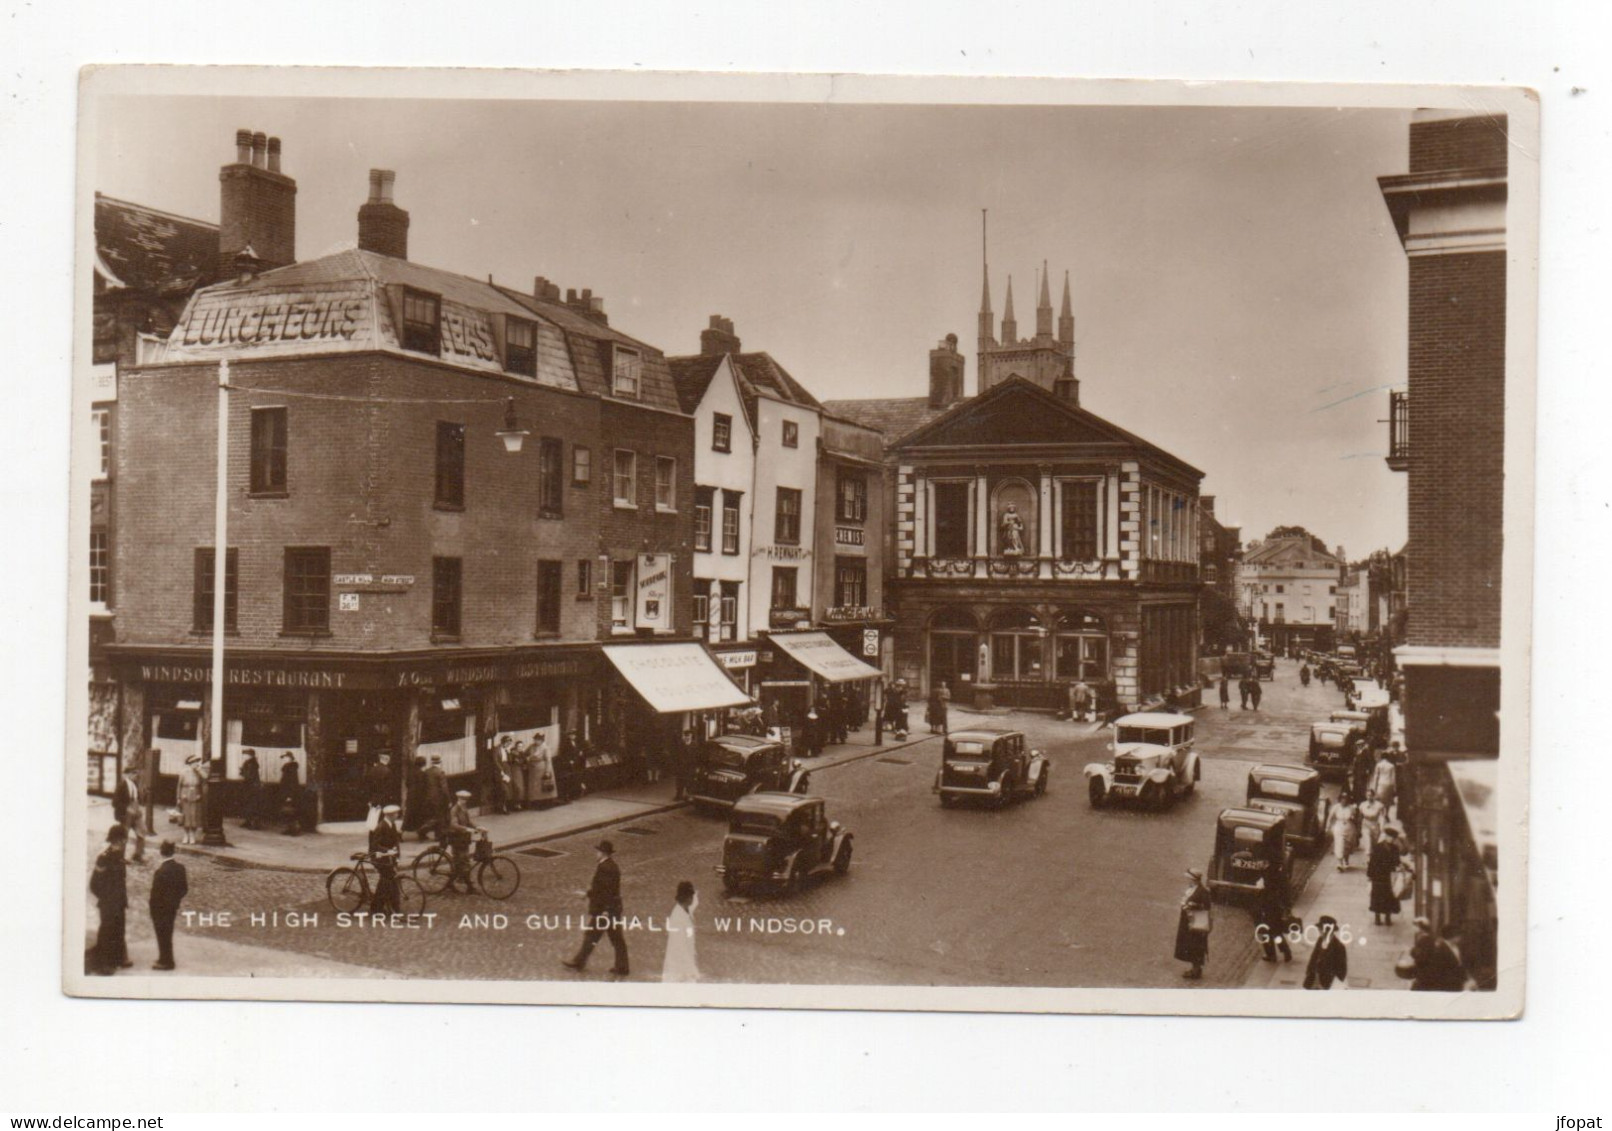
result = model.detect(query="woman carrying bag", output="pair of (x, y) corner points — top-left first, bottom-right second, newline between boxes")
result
(1174, 868), (1212, 980)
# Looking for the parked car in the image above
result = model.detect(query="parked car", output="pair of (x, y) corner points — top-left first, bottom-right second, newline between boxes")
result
(688, 734), (807, 811)
(1245, 764), (1330, 854)
(715, 793), (853, 894)
(1252, 651), (1276, 680)
(1307, 719), (1361, 779)
(935, 728), (1049, 808)
(1206, 806), (1293, 899)
(1084, 712), (1201, 810)
(1345, 678), (1389, 711)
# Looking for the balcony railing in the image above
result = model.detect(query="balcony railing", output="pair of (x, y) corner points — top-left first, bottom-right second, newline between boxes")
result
(1386, 389), (1410, 472)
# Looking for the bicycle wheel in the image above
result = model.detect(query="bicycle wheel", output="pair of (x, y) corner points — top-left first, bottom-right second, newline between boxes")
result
(326, 867), (367, 913)
(394, 875), (427, 915)
(477, 855), (521, 900)
(412, 847), (453, 894)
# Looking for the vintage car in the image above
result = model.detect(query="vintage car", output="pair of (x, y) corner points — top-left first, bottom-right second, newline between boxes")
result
(1245, 763), (1330, 853)
(1084, 712), (1201, 810)
(1252, 651), (1276, 680)
(688, 734), (807, 811)
(934, 728), (1049, 808)
(1307, 718), (1362, 778)
(1345, 678), (1390, 711)
(716, 793), (853, 894)
(1206, 806), (1293, 898)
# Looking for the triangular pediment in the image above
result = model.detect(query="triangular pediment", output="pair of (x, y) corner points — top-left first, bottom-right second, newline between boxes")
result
(900, 377), (1127, 450)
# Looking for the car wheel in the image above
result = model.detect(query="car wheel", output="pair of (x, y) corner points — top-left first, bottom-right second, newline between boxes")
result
(1087, 777), (1106, 809)
(1035, 767), (1049, 797)
(1139, 781), (1162, 811)
(833, 842), (852, 875)
(785, 860), (804, 894)
(721, 873), (740, 896)
(939, 793), (956, 809)
(997, 777), (1015, 808)
(1183, 766), (1197, 795)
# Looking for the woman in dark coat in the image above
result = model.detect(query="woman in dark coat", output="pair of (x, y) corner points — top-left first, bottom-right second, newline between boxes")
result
(1303, 914), (1349, 989)
(1174, 868), (1212, 980)
(1366, 827), (1404, 926)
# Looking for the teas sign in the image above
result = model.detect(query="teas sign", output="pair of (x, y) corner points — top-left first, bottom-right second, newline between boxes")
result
(636, 554), (672, 634)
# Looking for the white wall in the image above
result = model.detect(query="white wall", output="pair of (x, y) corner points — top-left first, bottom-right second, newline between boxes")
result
(690, 358), (754, 642)
(748, 393), (820, 635)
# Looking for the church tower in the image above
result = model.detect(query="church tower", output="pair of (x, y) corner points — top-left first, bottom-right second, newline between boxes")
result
(976, 256), (1078, 402)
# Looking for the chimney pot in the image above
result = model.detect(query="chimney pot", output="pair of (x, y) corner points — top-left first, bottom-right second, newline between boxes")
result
(250, 131), (267, 168)
(357, 169), (408, 259)
(235, 129), (253, 164)
(267, 136), (282, 173)
(379, 169), (395, 202)
(533, 275), (549, 297)
(589, 296), (604, 313)
(368, 169), (383, 202)
(566, 288), (577, 304)
(219, 128), (297, 276)
(581, 288), (592, 303)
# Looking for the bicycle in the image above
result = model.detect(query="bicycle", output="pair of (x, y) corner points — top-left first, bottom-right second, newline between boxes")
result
(326, 850), (428, 914)
(411, 829), (521, 900)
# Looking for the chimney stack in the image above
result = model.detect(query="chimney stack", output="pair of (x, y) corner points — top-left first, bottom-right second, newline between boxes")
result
(532, 276), (561, 301)
(218, 127), (297, 278)
(699, 315), (741, 357)
(357, 168), (410, 259)
(928, 333), (965, 409)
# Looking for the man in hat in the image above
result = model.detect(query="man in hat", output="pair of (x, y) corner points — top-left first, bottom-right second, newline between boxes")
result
(88, 825), (131, 975)
(419, 755), (450, 842)
(148, 839), (188, 970)
(563, 839), (629, 976)
(113, 765), (147, 863)
(239, 747), (263, 830)
(369, 804), (404, 914)
(278, 752), (303, 836)
(445, 790), (481, 893)
(364, 752), (397, 831)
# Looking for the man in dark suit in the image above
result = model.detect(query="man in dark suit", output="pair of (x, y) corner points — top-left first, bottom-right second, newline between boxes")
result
(88, 825), (131, 975)
(419, 755), (449, 841)
(148, 839), (189, 970)
(369, 804), (403, 915)
(365, 751), (397, 829)
(279, 753), (303, 835)
(239, 748), (263, 829)
(562, 840), (629, 976)
(112, 768), (146, 862)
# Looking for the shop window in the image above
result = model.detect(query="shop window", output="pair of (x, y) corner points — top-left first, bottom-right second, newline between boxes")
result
(612, 346), (641, 399)
(613, 449), (637, 508)
(932, 480), (970, 558)
(719, 581), (739, 641)
(536, 559), (562, 635)
(432, 556), (462, 638)
(835, 557), (866, 608)
(92, 408), (111, 480)
(572, 445), (591, 486)
(611, 559), (635, 630)
(770, 566), (797, 611)
(694, 487), (714, 553)
(250, 407), (288, 495)
(838, 472), (867, 523)
(435, 422), (465, 510)
(721, 491), (741, 554)
(775, 486), (802, 545)
(505, 316), (537, 377)
(90, 526), (112, 610)
(193, 547), (238, 633)
(538, 437), (564, 518)
(713, 413), (732, 453)
(401, 288), (441, 355)
(1061, 480), (1100, 560)
(283, 547), (330, 634)
(988, 609), (1045, 682)
(656, 455), (677, 512)
(576, 559), (593, 599)
(782, 420), (799, 448)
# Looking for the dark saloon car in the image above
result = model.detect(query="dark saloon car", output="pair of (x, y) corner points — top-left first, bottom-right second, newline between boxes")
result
(934, 728), (1048, 808)
(1206, 807), (1293, 899)
(716, 793), (853, 894)
(1245, 763), (1329, 854)
(688, 734), (805, 811)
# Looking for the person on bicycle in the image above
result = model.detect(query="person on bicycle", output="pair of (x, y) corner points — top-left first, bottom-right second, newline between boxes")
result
(370, 804), (403, 914)
(446, 790), (481, 894)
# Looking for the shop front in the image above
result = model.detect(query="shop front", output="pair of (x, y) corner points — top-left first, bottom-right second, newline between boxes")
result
(597, 641), (755, 785)
(759, 630), (883, 750)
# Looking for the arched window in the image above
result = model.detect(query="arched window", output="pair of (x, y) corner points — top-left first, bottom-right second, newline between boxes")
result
(988, 608), (1047, 682)
(1055, 610), (1109, 682)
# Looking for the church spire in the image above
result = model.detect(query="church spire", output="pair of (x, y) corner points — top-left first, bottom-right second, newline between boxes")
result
(1001, 275), (1017, 343)
(1036, 259), (1054, 337)
(1059, 269), (1075, 345)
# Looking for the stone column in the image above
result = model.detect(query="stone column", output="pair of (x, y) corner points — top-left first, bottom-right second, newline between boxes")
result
(1038, 465), (1054, 579)
(907, 468), (924, 564)
(974, 467), (990, 568)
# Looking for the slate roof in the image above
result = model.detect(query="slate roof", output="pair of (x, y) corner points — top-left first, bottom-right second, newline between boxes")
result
(667, 349), (822, 429)
(1243, 536), (1342, 568)
(497, 286), (682, 415)
(667, 354), (728, 416)
(820, 396), (947, 447)
(94, 194), (219, 296)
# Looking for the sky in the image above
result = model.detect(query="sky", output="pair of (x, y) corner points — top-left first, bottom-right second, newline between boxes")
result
(91, 95), (1415, 558)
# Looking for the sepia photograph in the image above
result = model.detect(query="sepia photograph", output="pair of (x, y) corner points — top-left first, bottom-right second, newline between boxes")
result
(63, 68), (1535, 1020)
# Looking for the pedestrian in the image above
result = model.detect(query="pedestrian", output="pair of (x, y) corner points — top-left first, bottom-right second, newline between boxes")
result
(1349, 740), (1377, 804)
(1299, 662), (1312, 688)
(1327, 794), (1360, 870)
(177, 754), (205, 846)
(1399, 918), (1469, 991)
(489, 736), (513, 815)
(1238, 678), (1251, 710)
(113, 766), (147, 863)
(369, 804), (403, 915)
(420, 754), (449, 839)
(661, 879), (700, 984)
(148, 838), (189, 970)
(403, 755), (426, 831)
(563, 839), (630, 977)
(1071, 679), (1094, 723)
(927, 682), (951, 735)
(1250, 678), (1263, 710)
(1254, 876), (1293, 963)
(557, 731), (583, 803)
(278, 752), (303, 836)
(239, 748), (263, 830)
(1302, 915), (1350, 989)
(673, 730), (696, 802)
(364, 751), (396, 832)
(1218, 675), (1230, 710)
(88, 825), (131, 975)
(1174, 868), (1212, 980)
(446, 790), (480, 894)
(1357, 789), (1386, 854)
(1366, 825), (1404, 927)
(1369, 748), (1399, 819)
(886, 679), (909, 739)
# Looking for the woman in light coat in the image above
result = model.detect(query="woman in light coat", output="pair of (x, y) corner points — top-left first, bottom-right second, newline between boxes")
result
(1357, 789), (1386, 856)
(1327, 796), (1359, 871)
(177, 755), (205, 845)
(662, 880), (700, 983)
(1369, 751), (1399, 819)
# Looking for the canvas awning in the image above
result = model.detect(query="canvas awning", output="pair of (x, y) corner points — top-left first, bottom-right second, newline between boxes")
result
(600, 643), (753, 714)
(766, 631), (882, 683)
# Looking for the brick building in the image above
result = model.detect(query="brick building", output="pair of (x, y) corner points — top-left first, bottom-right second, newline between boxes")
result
(1378, 109), (1508, 988)
(105, 135), (741, 823)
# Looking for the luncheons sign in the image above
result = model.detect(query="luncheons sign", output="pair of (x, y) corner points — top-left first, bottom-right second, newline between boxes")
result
(167, 283), (375, 354)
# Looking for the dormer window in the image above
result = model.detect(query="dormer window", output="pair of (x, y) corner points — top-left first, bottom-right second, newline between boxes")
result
(612, 345), (641, 399)
(402, 289), (441, 355)
(506, 317), (537, 377)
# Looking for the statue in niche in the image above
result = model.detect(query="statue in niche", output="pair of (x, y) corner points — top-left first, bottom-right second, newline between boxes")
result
(999, 504), (1026, 557)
